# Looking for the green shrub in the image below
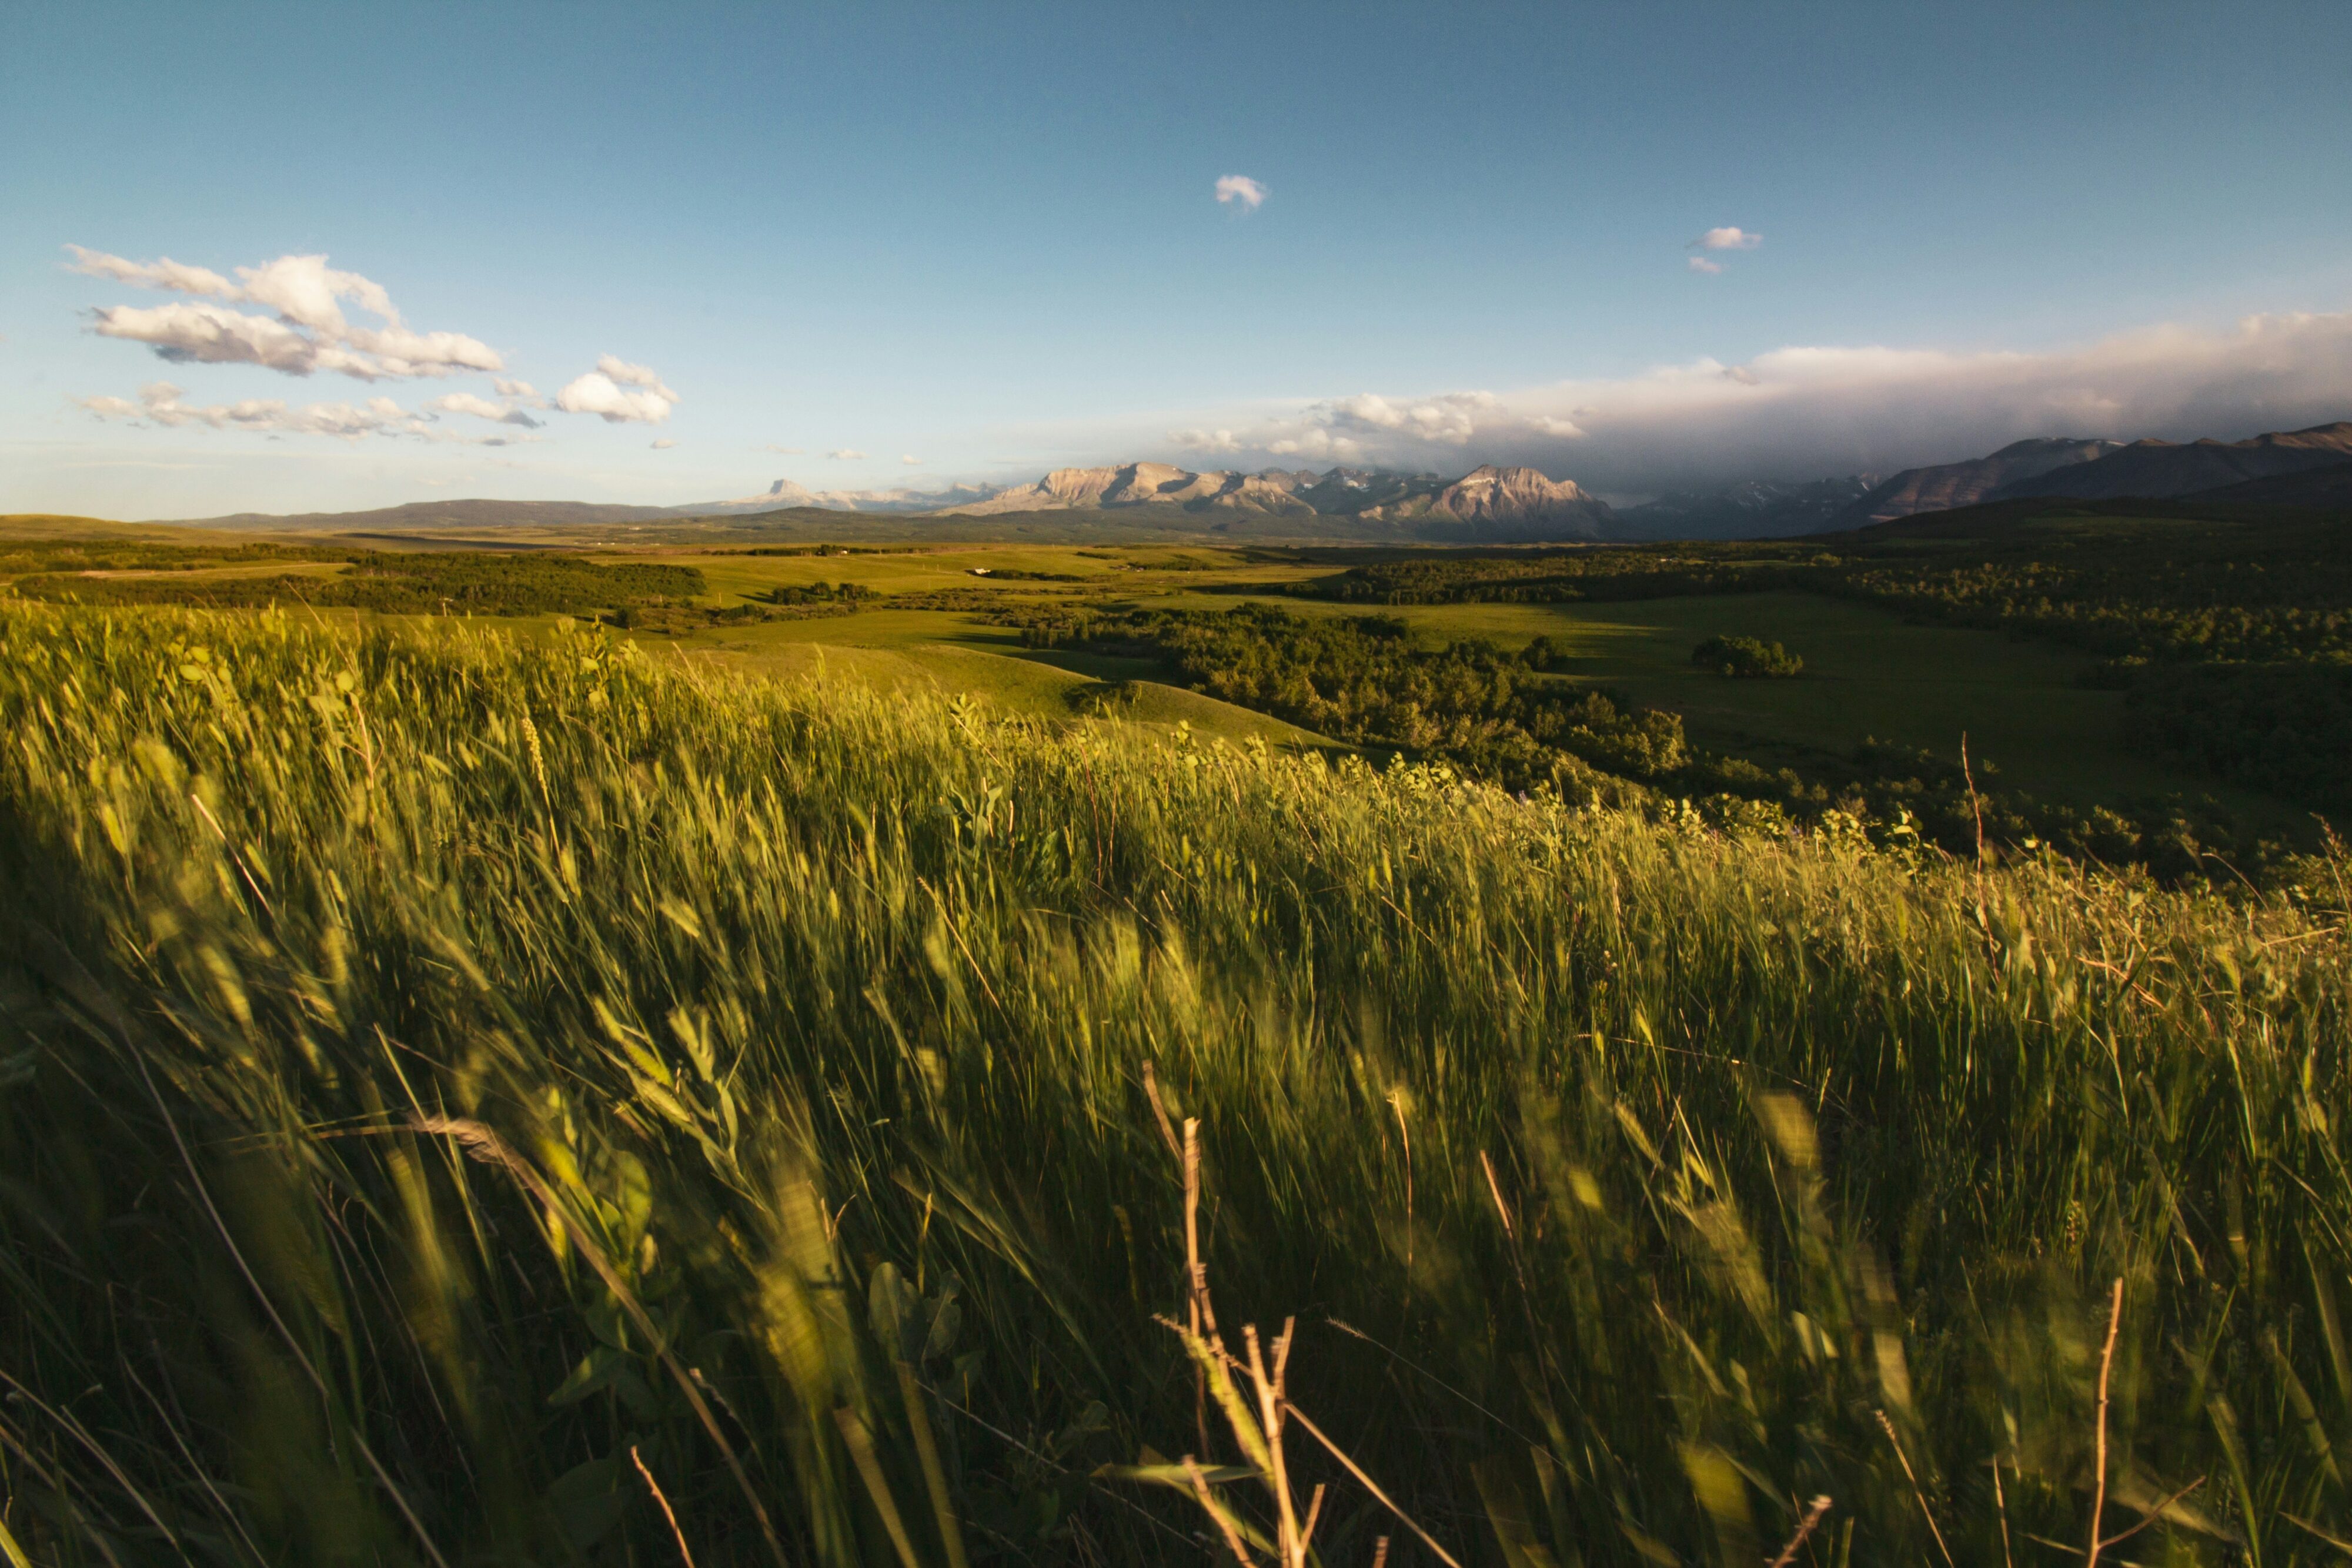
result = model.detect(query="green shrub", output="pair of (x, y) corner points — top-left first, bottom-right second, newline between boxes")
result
(1693, 632), (1804, 677)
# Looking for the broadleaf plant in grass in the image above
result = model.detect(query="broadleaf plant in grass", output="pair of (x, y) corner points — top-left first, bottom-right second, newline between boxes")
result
(0, 603), (2344, 1564)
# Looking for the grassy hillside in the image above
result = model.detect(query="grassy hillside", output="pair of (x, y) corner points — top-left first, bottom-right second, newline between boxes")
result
(1, 516), (2316, 877)
(1, 604), (2347, 1564)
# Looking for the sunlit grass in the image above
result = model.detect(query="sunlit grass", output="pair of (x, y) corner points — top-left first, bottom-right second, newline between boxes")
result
(0, 603), (2346, 1564)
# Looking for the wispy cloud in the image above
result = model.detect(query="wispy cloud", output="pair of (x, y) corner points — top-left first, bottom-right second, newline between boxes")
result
(1692, 226), (1762, 250)
(1688, 256), (1723, 275)
(1168, 427), (1241, 454)
(900, 453), (923, 465)
(761, 442), (805, 454)
(75, 380), (532, 444)
(651, 438), (676, 449)
(827, 447), (866, 460)
(553, 354), (680, 424)
(425, 392), (541, 427)
(1215, 175), (1267, 212)
(69, 246), (503, 380)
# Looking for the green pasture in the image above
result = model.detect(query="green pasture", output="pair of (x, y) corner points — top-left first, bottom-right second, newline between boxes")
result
(1387, 591), (2285, 818)
(0, 520), (2302, 825)
(1124, 584), (2299, 825)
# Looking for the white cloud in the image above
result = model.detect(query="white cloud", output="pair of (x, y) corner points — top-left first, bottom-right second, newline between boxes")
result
(900, 453), (923, 465)
(1317, 389), (1493, 446)
(761, 443), (806, 454)
(1688, 256), (1724, 275)
(652, 438), (676, 450)
(1264, 427), (1364, 460)
(68, 246), (503, 380)
(1169, 427), (1242, 454)
(425, 391), (541, 427)
(594, 354), (677, 399)
(1328, 393), (1404, 429)
(1693, 227), (1762, 250)
(65, 245), (235, 297)
(827, 448), (866, 460)
(1215, 175), (1267, 212)
(494, 377), (540, 399)
(554, 354), (680, 424)
(75, 380), (533, 444)
(92, 301), (318, 372)
(1138, 309), (2352, 493)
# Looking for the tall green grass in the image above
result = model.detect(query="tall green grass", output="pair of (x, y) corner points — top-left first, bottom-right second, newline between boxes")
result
(0, 604), (2347, 1565)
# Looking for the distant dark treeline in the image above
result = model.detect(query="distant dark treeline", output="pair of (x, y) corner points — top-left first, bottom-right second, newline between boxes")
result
(12, 550), (707, 616)
(1289, 511), (2352, 818)
(1016, 600), (2259, 880)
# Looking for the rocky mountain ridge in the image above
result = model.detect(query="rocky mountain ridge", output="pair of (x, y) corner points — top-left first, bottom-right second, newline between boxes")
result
(1986, 421), (2352, 503)
(1827, 422), (2352, 526)
(932, 460), (1619, 537)
(1834, 439), (2124, 526)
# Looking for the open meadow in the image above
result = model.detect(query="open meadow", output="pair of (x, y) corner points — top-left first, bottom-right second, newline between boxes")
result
(1, 510), (2349, 1566)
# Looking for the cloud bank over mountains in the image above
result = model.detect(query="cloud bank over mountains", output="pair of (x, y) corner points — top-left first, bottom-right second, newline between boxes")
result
(1156, 309), (2352, 495)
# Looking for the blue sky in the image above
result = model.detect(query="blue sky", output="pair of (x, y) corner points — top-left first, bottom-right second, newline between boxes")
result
(7, 0), (2352, 517)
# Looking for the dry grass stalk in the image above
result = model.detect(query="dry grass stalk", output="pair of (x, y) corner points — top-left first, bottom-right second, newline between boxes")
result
(2086, 1277), (2124, 1568)
(2094, 1476), (2205, 1554)
(1873, 1409), (1953, 1568)
(1185, 1456), (1257, 1567)
(1186, 1116), (1213, 1461)
(1479, 1149), (1515, 1239)
(1386, 1091), (1412, 1285)
(1155, 1113), (1459, 1568)
(1992, 1454), (2014, 1568)
(630, 1445), (697, 1568)
(1766, 1495), (1832, 1568)
(1142, 1059), (1181, 1161)
(1278, 1399), (1461, 1568)
(835, 1406), (923, 1568)
(893, 1359), (973, 1568)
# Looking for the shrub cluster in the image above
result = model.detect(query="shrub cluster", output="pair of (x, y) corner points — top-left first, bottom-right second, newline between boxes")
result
(1692, 633), (1803, 677)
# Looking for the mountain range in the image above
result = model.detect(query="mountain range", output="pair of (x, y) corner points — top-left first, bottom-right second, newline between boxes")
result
(1828, 422), (2352, 526)
(142, 419), (2352, 541)
(937, 460), (1619, 537)
(1614, 476), (1882, 539)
